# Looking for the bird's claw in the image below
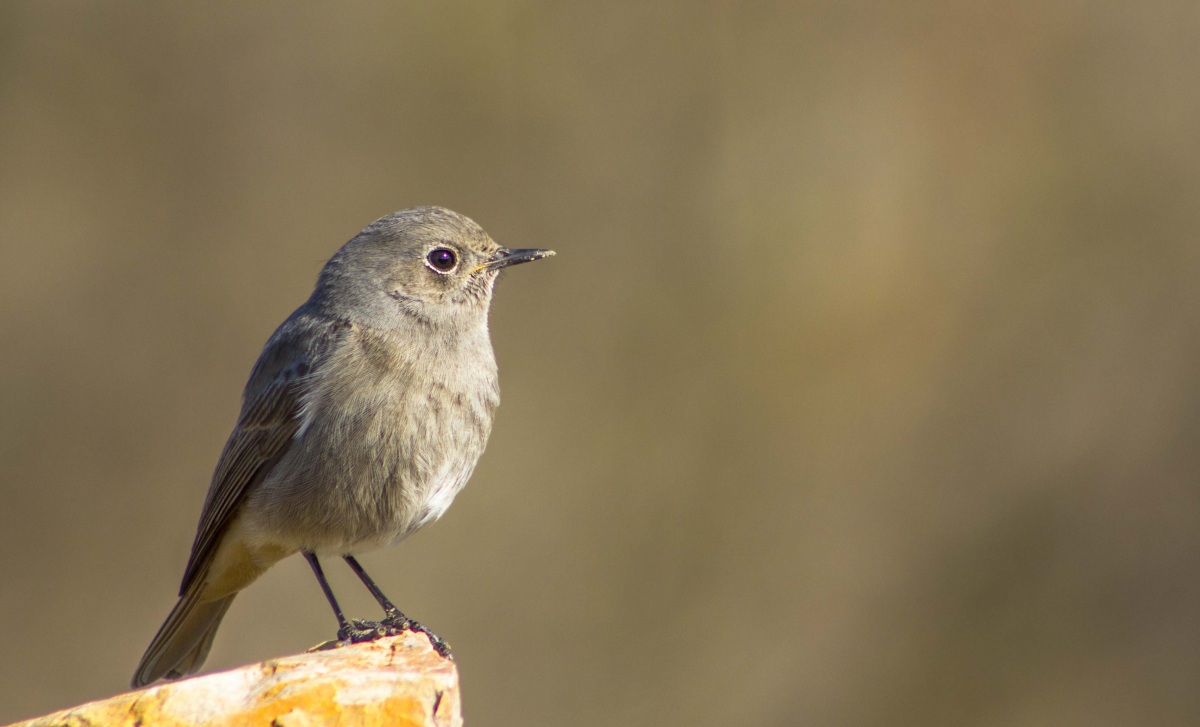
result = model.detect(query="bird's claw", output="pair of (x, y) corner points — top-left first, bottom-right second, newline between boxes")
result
(381, 612), (453, 659)
(336, 618), (388, 645)
(332, 615), (452, 658)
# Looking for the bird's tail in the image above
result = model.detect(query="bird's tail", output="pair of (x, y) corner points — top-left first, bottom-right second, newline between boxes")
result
(131, 587), (236, 689)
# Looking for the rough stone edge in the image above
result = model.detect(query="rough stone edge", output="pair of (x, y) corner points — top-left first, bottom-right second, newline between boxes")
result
(6, 632), (462, 727)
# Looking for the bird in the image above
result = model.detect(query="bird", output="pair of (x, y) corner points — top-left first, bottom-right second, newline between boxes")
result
(132, 206), (554, 688)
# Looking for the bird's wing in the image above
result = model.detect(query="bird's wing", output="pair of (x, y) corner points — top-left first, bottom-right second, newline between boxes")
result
(178, 314), (348, 595)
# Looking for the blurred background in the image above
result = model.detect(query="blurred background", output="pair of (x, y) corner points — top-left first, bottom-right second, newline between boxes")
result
(1, 2), (1198, 725)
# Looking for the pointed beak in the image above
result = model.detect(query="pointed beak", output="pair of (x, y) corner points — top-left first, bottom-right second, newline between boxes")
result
(483, 247), (556, 271)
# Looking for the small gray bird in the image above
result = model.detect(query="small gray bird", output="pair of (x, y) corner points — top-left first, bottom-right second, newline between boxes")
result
(132, 207), (553, 688)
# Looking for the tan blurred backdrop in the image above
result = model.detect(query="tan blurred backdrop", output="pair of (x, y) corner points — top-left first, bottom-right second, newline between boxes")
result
(2, 2), (1199, 725)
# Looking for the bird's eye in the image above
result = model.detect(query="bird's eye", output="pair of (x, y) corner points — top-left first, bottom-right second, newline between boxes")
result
(426, 247), (458, 273)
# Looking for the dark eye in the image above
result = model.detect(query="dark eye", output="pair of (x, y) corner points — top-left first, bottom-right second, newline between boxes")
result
(426, 247), (458, 273)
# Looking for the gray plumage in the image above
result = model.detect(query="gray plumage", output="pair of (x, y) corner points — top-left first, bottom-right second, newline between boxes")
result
(133, 207), (553, 688)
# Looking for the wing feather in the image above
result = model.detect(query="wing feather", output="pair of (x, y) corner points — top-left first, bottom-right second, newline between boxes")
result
(178, 314), (347, 595)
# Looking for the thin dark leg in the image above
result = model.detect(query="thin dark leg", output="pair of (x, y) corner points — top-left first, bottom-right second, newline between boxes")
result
(304, 551), (380, 644)
(342, 555), (401, 617)
(342, 555), (453, 658)
(304, 551), (348, 628)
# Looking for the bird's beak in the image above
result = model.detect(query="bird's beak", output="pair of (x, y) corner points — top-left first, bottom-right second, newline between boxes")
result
(481, 247), (556, 271)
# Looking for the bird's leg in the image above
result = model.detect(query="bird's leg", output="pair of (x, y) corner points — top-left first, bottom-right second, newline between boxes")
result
(342, 555), (452, 658)
(303, 551), (383, 644)
(341, 554), (403, 619)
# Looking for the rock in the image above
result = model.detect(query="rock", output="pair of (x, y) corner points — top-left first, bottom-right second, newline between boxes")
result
(10, 632), (462, 726)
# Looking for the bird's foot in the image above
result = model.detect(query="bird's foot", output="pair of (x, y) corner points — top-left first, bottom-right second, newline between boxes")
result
(336, 618), (390, 645)
(381, 610), (453, 659)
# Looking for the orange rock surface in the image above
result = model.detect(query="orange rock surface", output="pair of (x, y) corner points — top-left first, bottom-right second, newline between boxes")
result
(9, 632), (462, 727)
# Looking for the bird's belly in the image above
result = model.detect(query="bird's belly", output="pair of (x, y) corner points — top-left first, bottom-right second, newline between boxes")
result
(245, 381), (491, 555)
(314, 453), (477, 555)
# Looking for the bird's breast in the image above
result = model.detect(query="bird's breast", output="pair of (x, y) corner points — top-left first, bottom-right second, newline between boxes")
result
(250, 325), (499, 554)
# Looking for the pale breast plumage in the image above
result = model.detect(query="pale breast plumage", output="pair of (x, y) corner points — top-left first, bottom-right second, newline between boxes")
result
(244, 321), (497, 555)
